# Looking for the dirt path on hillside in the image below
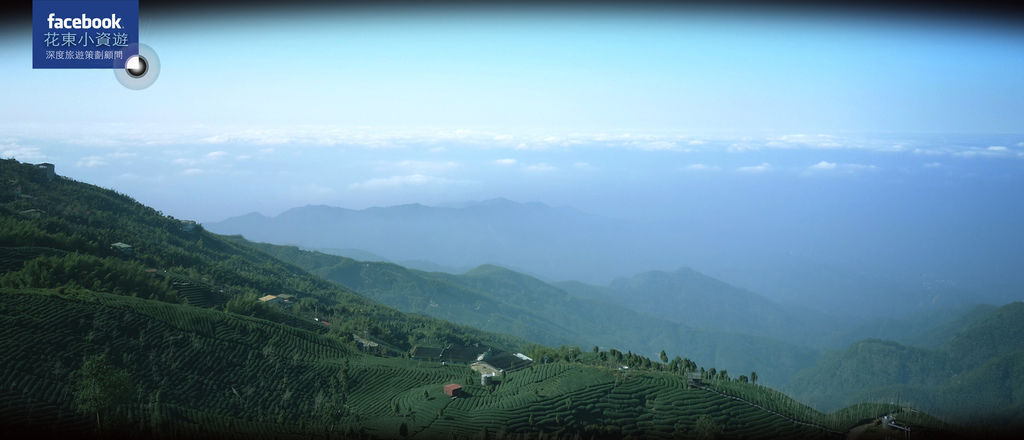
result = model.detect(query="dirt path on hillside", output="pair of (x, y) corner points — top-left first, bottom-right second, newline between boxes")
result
(846, 421), (875, 440)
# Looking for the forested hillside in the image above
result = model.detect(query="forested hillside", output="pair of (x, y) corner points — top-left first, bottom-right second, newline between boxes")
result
(556, 269), (839, 348)
(786, 302), (1024, 425)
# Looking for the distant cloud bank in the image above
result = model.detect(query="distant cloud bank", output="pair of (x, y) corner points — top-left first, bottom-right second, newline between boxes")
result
(3, 124), (1022, 161)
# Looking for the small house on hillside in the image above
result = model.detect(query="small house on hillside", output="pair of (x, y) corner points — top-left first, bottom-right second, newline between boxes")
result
(471, 362), (502, 376)
(444, 345), (488, 364)
(411, 344), (487, 365)
(258, 294), (282, 304)
(19, 209), (44, 219)
(411, 347), (444, 360)
(353, 335), (380, 351)
(36, 163), (55, 181)
(443, 384), (462, 397)
(179, 220), (199, 232)
(110, 242), (133, 255)
(481, 351), (532, 372)
(687, 372), (703, 385)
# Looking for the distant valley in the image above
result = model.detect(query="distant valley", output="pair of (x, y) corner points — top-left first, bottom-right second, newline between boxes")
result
(206, 200), (1014, 320)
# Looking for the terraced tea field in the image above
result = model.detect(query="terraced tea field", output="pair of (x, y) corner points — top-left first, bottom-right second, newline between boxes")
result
(163, 273), (229, 309)
(0, 287), (904, 439)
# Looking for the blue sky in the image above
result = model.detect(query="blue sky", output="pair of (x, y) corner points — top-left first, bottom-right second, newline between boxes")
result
(1, 8), (1022, 218)
(3, 8), (1024, 132)
(2, 7), (1024, 288)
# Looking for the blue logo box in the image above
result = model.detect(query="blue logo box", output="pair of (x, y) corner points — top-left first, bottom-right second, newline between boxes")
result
(33, 0), (139, 69)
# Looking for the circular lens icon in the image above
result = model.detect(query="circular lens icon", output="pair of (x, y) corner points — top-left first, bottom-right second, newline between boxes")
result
(114, 43), (160, 90)
(125, 55), (148, 78)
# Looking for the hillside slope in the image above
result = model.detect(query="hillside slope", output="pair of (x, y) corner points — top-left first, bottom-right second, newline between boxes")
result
(785, 302), (1024, 425)
(233, 240), (820, 386)
(0, 159), (526, 354)
(821, 303), (999, 349)
(1, 287), (863, 440)
(557, 269), (841, 348)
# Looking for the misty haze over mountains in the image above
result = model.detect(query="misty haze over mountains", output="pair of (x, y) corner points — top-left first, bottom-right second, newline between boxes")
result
(206, 197), (1021, 319)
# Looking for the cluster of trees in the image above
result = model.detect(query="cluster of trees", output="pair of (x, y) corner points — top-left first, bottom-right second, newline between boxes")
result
(73, 354), (135, 430)
(0, 253), (179, 303)
(525, 344), (765, 389)
(696, 367), (757, 384)
(526, 344), (695, 375)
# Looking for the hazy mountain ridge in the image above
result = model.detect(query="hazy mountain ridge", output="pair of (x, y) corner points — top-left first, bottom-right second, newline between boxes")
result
(944, 302), (1024, 370)
(557, 268), (844, 349)
(205, 199), (1016, 320)
(207, 199), (637, 283)
(826, 303), (1000, 350)
(302, 247), (475, 274)
(785, 301), (1024, 423)
(230, 239), (821, 386)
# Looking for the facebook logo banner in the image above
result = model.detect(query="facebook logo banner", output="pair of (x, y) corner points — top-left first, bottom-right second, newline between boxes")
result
(33, 0), (139, 69)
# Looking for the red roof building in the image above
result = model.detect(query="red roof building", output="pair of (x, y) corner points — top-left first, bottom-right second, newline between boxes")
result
(443, 384), (462, 397)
